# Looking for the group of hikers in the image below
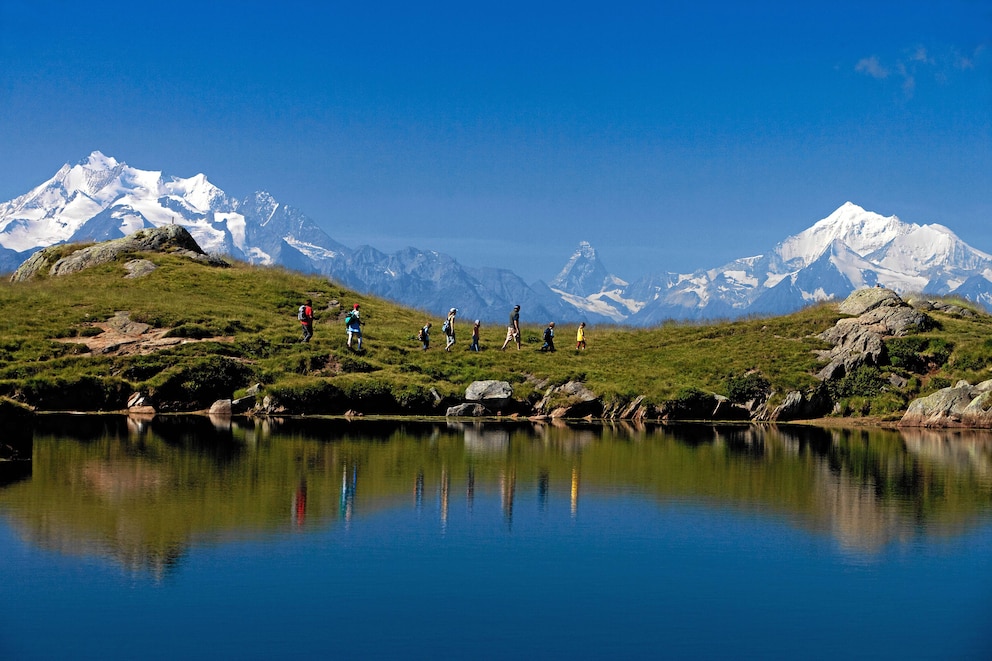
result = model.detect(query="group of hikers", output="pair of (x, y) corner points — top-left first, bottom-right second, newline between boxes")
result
(418, 305), (587, 353)
(299, 300), (588, 354)
(298, 299), (364, 350)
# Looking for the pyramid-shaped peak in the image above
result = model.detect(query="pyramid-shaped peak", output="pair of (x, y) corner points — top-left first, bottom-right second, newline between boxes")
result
(78, 151), (120, 170)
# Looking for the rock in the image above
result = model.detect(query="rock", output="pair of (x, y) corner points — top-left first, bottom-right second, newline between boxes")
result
(446, 403), (491, 417)
(816, 288), (931, 380)
(770, 385), (832, 421)
(123, 259), (157, 279)
(465, 380), (513, 401)
(209, 399), (233, 416)
(9, 225), (227, 282)
(900, 380), (992, 428)
(837, 287), (902, 316)
(231, 396), (256, 414)
(127, 392), (155, 412)
(711, 395), (751, 421)
(534, 380), (603, 418)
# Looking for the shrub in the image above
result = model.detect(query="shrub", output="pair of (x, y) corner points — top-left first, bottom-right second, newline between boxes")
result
(725, 371), (771, 404)
(145, 356), (257, 411)
(885, 337), (952, 373)
(663, 387), (717, 419)
(829, 366), (887, 399)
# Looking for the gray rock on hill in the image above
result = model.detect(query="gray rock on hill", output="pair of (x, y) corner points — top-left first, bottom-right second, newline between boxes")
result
(900, 379), (992, 428)
(816, 288), (930, 380)
(9, 225), (226, 282)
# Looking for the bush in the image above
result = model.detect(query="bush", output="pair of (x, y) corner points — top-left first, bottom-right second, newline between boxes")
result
(725, 371), (771, 404)
(145, 356), (257, 411)
(829, 366), (887, 399)
(664, 387), (717, 419)
(885, 337), (952, 373)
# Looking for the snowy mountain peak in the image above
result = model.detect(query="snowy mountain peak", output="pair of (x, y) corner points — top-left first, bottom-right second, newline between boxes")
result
(777, 202), (912, 267)
(550, 241), (611, 296)
(79, 150), (119, 170)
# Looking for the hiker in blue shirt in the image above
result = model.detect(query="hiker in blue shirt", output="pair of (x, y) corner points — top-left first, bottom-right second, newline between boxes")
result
(346, 304), (363, 351)
(539, 322), (556, 352)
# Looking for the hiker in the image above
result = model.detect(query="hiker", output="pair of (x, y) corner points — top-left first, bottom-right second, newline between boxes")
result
(576, 322), (586, 351)
(501, 305), (521, 351)
(540, 322), (556, 352)
(345, 303), (363, 351)
(470, 320), (481, 352)
(444, 307), (457, 351)
(298, 299), (313, 343)
(419, 321), (432, 350)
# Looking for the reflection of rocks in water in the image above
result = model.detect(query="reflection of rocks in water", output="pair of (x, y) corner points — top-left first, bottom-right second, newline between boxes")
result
(83, 460), (166, 502)
(901, 429), (992, 477)
(463, 425), (511, 454)
(813, 467), (907, 553)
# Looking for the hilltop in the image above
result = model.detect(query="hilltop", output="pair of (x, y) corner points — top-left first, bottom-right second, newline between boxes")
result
(1, 227), (992, 425)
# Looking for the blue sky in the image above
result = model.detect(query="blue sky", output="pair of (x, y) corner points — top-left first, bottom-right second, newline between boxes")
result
(1, 0), (989, 282)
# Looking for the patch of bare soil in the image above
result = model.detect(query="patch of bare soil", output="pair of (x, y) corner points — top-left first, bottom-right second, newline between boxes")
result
(57, 311), (233, 357)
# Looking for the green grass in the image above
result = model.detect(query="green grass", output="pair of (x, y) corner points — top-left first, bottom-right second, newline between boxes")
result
(2, 250), (992, 415)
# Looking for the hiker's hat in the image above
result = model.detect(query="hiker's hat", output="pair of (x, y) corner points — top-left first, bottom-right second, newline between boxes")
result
(353, 303), (360, 309)
(474, 320), (480, 325)
(450, 307), (457, 313)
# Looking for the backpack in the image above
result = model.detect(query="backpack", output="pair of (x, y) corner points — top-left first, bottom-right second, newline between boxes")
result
(442, 320), (451, 334)
(344, 311), (354, 327)
(544, 327), (553, 341)
(298, 305), (307, 321)
(417, 327), (425, 341)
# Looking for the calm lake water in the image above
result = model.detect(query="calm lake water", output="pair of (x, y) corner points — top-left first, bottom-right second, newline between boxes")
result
(1, 416), (990, 660)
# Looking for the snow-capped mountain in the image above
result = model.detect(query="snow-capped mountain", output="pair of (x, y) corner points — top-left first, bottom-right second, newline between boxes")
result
(620, 202), (992, 321)
(3, 153), (990, 324)
(0, 152), (571, 323)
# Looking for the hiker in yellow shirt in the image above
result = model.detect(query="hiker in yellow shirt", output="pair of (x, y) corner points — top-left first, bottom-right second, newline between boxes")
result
(576, 322), (586, 351)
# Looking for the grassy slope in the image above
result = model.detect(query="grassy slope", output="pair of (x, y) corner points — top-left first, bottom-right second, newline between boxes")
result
(1, 252), (991, 416)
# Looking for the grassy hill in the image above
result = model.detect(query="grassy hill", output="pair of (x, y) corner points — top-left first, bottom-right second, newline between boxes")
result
(2, 249), (991, 419)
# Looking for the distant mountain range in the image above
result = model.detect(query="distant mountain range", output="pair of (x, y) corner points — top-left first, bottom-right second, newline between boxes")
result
(3, 152), (991, 322)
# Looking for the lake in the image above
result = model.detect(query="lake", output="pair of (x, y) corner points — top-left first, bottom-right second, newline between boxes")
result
(1, 416), (990, 659)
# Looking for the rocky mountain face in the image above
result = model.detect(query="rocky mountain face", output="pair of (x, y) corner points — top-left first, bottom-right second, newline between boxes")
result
(3, 153), (991, 323)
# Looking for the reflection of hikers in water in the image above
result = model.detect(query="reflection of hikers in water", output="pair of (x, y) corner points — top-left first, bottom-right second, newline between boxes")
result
(540, 322), (556, 352)
(576, 322), (586, 350)
(444, 307), (457, 351)
(470, 320), (480, 352)
(419, 322), (432, 350)
(298, 299), (313, 343)
(345, 304), (363, 351)
(501, 305), (521, 351)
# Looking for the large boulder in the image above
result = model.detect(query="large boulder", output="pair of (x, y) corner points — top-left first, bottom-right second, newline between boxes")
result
(816, 288), (930, 380)
(445, 403), (491, 417)
(465, 380), (514, 412)
(769, 385), (833, 421)
(534, 381), (603, 418)
(9, 225), (226, 282)
(900, 380), (992, 428)
(838, 287), (902, 316)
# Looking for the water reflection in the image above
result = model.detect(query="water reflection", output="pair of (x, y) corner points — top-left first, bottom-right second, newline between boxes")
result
(0, 416), (990, 576)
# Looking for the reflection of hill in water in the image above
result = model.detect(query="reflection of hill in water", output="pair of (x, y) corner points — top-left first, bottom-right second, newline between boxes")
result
(0, 416), (990, 575)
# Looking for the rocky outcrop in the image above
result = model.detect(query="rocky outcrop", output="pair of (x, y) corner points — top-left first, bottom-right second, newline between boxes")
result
(816, 288), (930, 380)
(768, 385), (833, 422)
(464, 380), (514, 411)
(9, 225), (227, 282)
(534, 381), (603, 418)
(899, 380), (992, 428)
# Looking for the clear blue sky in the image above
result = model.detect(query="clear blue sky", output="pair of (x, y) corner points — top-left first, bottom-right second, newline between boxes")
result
(1, 0), (989, 282)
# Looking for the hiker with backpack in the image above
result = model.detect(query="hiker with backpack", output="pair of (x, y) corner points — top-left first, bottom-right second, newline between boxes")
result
(345, 303), (363, 351)
(443, 307), (457, 351)
(539, 322), (556, 352)
(470, 320), (481, 352)
(418, 322), (432, 350)
(298, 299), (314, 343)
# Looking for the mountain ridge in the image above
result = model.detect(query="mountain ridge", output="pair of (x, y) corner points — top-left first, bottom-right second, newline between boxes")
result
(3, 152), (991, 321)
